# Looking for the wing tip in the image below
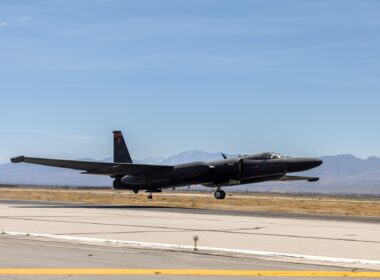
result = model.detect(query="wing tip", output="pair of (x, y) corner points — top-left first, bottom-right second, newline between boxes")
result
(11, 156), (25, 163)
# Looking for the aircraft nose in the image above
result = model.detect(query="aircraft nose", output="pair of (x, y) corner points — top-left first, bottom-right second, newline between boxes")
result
(312, 158), (323, 168)
(285, 158), (323, 172)
(304, 158), (323, 169)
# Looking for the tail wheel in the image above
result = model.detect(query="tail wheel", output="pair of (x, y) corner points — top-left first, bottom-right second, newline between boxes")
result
(214, 190), (226, 200)
(113, 179), (121, 189)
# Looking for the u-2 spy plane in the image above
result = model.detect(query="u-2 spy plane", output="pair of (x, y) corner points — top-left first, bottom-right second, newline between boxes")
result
(11, 131), (322, 200)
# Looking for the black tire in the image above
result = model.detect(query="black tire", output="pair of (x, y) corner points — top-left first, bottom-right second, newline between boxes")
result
(214, 190), (225, 200)
(132, 189), (139, 194)
(113, 179), (121, 189)
(220, 190), (226, 199)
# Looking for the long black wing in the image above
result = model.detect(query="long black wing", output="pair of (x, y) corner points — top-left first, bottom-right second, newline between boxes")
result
(11, 156), (174, 176)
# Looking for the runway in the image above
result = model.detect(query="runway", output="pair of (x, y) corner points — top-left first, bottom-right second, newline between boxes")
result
(0, 199), (379, 279)
(1, 235), (377, 280)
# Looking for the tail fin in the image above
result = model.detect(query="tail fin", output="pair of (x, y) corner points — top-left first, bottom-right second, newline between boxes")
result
(113, 131), (133, 163)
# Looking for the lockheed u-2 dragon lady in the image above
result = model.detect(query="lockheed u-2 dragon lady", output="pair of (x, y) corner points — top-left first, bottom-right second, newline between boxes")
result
(12, 131), (323, 199)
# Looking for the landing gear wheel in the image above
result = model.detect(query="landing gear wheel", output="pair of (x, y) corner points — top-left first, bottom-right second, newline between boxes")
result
(113, 179), (121, 189)
(132, 189), (139, 194)
(147, 193), (153, 200)
(220, 190), (226, 199)
(214, 190), (226, 200)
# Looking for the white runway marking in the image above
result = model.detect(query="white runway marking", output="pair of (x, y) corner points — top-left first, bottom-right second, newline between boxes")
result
(3, 231), (380, 267)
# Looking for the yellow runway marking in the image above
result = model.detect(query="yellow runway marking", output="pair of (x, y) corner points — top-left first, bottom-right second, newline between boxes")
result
(0, 269), (379, 277)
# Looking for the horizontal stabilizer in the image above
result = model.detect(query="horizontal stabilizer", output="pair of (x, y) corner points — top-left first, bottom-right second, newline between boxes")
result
(11, 156), (25, 163)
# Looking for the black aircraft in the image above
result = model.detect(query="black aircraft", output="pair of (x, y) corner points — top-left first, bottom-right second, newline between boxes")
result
(11, 131), (322, 200)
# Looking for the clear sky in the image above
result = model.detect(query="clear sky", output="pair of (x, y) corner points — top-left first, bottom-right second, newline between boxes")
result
(0, 0), (379, 163)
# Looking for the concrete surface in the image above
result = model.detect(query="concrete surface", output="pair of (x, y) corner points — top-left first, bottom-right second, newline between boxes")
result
(0, 235), (374, 280)
(0, 199), (379, 272)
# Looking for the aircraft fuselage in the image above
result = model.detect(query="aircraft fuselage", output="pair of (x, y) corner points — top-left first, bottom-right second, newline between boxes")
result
(113, 154), (322, 191)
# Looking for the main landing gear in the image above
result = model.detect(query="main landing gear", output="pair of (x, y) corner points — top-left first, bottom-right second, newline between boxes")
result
(214, 189), (226, 200)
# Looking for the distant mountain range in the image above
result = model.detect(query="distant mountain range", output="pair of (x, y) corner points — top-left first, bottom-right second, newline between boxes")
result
(1, 151), (380, 195)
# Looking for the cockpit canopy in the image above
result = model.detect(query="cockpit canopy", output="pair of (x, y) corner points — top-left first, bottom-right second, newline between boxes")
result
(246, 152), (289, 160)
(269, 153), (282, 159)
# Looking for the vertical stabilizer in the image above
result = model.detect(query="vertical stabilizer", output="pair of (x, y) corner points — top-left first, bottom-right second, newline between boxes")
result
(113, 131), (133, 163)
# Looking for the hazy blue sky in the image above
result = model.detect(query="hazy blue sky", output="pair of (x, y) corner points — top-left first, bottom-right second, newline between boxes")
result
(0, 0), (379, 163)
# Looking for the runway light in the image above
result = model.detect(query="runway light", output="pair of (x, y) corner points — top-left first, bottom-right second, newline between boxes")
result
(193, 236), (199, 251)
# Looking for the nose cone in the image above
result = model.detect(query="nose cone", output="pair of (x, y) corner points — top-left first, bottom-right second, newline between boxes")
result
(301, 158), (323, 170)
(285, 158), (323, 172)
(312, 158), (323, 168)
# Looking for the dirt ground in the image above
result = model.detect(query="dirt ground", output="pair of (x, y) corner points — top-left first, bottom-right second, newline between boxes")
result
(0, 187), (379, 217)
